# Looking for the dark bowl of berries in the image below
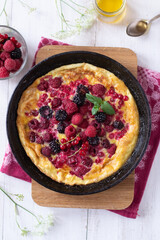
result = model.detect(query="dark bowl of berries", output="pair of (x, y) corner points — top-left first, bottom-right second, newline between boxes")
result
(0, 25), (27, 80)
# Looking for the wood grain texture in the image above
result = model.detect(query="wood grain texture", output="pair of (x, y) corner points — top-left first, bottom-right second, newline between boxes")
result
(32, 45), (136, 210)
(35, 45), (137, 78)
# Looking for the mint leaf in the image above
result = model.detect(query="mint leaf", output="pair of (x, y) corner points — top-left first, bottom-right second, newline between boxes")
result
(101, 101), (115, 115)
(86, 93), (102, 105)
(92, 105), (99, 115)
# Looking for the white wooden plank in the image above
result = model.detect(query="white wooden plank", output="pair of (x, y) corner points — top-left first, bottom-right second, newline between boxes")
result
(0, 0), (160, 239)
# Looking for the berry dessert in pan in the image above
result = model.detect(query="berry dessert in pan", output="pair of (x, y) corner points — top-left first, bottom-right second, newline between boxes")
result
(16, 63), (139, 185)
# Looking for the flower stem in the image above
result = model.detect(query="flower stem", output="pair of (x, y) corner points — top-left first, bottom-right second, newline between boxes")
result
(0, 0), (8, 17)
(68, 0), (86, 9)
(68, 146), (82, 158)
(62, 133), (80, 145)
(0, 186), (40, 223)
(61, 0), (84, 16)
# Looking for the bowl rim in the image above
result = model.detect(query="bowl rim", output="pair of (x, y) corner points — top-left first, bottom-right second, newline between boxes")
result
(7, 50), (151, 195)
(0, 25), (28, 80)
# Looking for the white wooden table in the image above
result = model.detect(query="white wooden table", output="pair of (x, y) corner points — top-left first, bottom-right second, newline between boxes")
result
(0, 0), (160, 239)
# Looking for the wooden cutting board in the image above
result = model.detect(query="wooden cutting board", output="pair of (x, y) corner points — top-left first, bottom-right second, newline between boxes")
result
(32, 45), (137, 210)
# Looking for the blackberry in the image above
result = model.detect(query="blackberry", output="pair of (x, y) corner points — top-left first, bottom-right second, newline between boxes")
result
(73, 93), (85, 106)
(39, 106), (53, 119)
(49, 138), (61, 154)
(77, 84), (89, 95)
(95, 112), (106, 123)
(55, 109), (67, 121)
(113, 120), (124, 130)
(10, 48), (22, 59)
(87, 136), (99, 146)
(57, 122), (65, 133)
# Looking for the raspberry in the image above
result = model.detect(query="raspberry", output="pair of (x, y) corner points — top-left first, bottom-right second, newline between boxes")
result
(0, 60), (4, 67)
(102, 139), (110, 149)
(95, 112), (106, 123)
(71, 165), (90, 179)
(41, 147), (51, 157)
(107, 144), (117, 156)
(35, 136), (44, 144)
(49, 77), (62, 88)
(91, 84), (106, 97)
(79, 131), (87, 142)
(98, 128), (106, 137)
(55, 109), (67, 121)
(3, 40), (15, 52)
(28, 119), (39, 130)
(14, 59), (23, 71)
(37, 80), (49, 91)
(29, 131), (36, 142)
(105, 125), (114, 132)
(113, 120), (124, 130)
(43, 132), (53, 142)
(63, 99), (78, 115)
(0, 51), (11, 61)
(4, 58), (16, 71)
(73, 93), (85, 106)
(65, 125), (76, 138)
(10, 48), (22, 59)
(87, 136), (99, 146)
(81, 157), (93, 167)
(90, 120), (101, 130)
(67, 157), (79, 167)
(79, 119), (89, 129)
(79, 104), (88, 115)
(89, 146), (98, 157)
(71, 113), (83, 126)
(39, 106), (53, 119)
(39, 118), (49, 129)
(51, 97), (62, 109)
(85, 126), (97, 137)
(0, 66), (10, 78)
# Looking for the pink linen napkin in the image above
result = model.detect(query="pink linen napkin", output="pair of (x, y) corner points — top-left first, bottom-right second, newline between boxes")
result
(1, 37), (160, 218)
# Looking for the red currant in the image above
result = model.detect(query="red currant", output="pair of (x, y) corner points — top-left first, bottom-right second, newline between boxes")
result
(79, 150), (86, 156)
(10, 37), (17, 44)
(109, 133), (114, 139)
(118, 94), (123, 100)
(66, 143), (72, 148)
(76, 136), (81, 141)
(119, 100), (124, 106)
(112, 92), (118, 99)
(4, 34), (8, 39)
(74, 139), (79, 145)
(16, 42), (21, 48)
(61, 138), (67, 144)
(110, 98), (115, 102)
(124, 96), (129, 101)
(60, 145), (66, 150)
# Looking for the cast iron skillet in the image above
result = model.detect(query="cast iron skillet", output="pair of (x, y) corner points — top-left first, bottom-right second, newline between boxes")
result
(7, 51), (151, 195)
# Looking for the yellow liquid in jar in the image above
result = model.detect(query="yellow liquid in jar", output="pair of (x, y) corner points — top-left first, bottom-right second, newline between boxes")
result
(96, 0), (123, 12)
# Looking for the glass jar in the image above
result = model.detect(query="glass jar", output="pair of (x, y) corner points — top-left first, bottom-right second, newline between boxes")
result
(95, 0), (126, 23)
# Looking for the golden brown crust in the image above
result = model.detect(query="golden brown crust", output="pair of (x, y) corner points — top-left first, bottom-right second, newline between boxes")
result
(17, 63), (139, 185)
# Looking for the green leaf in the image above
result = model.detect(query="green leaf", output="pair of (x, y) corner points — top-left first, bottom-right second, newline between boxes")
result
(92, 105), (99, 115)
(101, 101), (115, 115)
(86, 93), (102, 105)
